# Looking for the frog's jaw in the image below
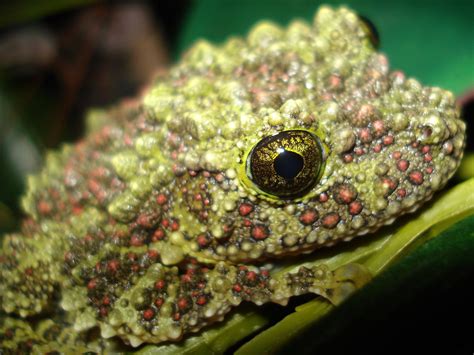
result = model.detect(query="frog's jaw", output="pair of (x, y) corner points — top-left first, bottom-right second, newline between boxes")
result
(65, 259), (370, 347)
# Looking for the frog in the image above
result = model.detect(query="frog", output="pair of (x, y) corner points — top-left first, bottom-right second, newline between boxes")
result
(0, 5), (466, 352)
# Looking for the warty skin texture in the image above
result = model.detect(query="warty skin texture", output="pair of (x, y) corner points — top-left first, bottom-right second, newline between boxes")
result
(0, 6), (465, 351)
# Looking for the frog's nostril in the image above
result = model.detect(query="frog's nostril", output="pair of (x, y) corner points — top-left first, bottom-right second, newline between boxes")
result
(358, 15), (380, 49)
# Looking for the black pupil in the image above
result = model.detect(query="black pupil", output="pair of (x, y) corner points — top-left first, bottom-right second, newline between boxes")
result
(273, 149), (304, 180)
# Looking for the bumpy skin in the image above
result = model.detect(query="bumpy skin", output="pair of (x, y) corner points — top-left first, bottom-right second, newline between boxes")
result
(0, 6), (465, 351)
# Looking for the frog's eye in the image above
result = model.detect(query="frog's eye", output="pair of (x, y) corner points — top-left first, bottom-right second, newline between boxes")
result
(358, 15), (380, 49)
(246, 130), (323, 199)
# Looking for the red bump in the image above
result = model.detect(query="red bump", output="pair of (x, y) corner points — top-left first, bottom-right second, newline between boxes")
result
(107, 259), (120, 273)
(181, 274), (192, 283)
(100, 306), (108, 317)
(233, 284), (242, 292)
(392, 151), (402, 160)
(152, 228), (165, 241)
(322, 213), (340, 229)
(397, 188), (407, 198)
(87, 278), (97, 290)
(130, 235), (143, 247)
(349, 201), (363, 215)
(87, 179), (101, 194)
(155, 298), (164, 307)
(359, 128), (372, 143)
(239, 203), (254, 216)
(246, 271), (257, 282)
(409, 170), (424, 185)
(177, 297), (188, 310)
(251, 225), (269, 240)
(72, 206), (83, 215)
(143, 308), (155, 321)
(373, 120), (385, 136)
(170, 220), (180, 231)
(196, 296), (207, 305)
(37, 201), (52, 215)
(397, 159), (409, 172)
(299, 209), (319, 225)
(197, 234), (209, 247)
(161, 219), (170, 228)
(319, 193), (329, 203)
(137, 214), (151, 227)
(383, 135), (394, 145)
(156, 194), (168, 205)
(343, 154), (353, 163)
(334, 184), (357, 204)
(147, 249), (159, 259)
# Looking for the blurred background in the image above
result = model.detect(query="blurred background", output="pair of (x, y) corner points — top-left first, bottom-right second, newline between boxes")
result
(0, 1), (472, 352)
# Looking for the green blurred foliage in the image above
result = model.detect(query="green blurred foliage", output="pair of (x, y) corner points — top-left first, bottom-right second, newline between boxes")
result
(0, 0), (97, 28)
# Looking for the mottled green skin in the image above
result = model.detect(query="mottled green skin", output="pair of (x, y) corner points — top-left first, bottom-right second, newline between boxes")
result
(0, 6), (465, 351)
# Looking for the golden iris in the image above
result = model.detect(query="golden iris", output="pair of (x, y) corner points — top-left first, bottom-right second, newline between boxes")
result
(246, 130), (323, 198)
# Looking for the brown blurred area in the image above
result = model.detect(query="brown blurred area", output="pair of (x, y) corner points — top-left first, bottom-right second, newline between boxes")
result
(0, 1), (190, 230)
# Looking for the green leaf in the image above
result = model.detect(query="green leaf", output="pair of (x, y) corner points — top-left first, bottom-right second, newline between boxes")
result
(458, 153), (474, 180)
(270, 215), (474, 354)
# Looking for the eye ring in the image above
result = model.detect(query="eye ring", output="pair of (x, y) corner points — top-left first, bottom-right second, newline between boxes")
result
(245, 130), (324, 199)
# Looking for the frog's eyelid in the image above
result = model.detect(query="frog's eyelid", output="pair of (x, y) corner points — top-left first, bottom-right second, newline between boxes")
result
(357, 14), (380, 49)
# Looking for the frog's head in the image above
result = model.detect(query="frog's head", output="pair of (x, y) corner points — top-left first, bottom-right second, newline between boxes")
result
(139, 6), (465, 263)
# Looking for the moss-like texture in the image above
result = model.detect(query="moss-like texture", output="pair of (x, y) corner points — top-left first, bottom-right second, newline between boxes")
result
(0, 6), (466, 352)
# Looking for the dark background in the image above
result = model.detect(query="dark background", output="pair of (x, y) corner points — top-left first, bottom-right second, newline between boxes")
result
(0, 1), (472, 353)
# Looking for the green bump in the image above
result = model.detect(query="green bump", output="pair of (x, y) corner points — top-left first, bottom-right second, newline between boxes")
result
(111, 151), (140, 181)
